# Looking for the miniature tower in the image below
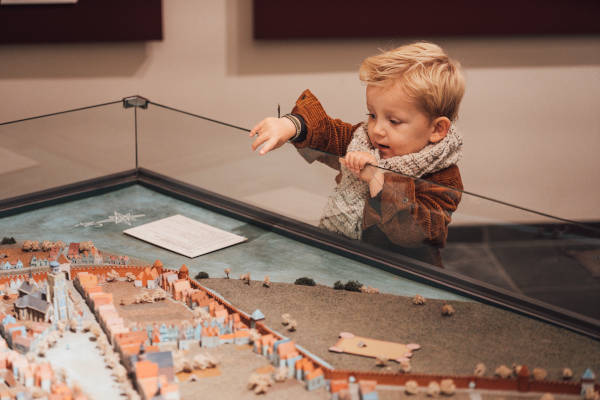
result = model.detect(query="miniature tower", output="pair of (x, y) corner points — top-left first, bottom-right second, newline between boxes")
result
(178, 264), (189, 280)
(153, 260), (163, 275)
(581, 368), (596, 397)
(47, 261), (69, 322)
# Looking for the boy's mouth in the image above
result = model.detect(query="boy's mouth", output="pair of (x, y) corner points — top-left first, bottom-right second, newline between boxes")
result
(377, 143), (390, 149)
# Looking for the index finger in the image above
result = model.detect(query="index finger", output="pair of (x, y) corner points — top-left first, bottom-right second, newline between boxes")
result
(250, 120), (265, 137)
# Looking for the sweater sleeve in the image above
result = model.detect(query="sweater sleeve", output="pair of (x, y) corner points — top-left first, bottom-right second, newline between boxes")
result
(363, 165), (463, 248)
(291, 89), (362, 156)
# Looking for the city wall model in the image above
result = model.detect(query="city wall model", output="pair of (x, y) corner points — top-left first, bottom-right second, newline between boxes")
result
(0, 240), (598, 400)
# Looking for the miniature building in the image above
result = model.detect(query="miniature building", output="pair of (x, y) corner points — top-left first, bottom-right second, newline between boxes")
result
(581, 368), (596, 396)
(250, 309), (265, 329)
(330, 379), (350, 400)
(359, 380), (379, 400)
(47, 261), (70, 321)
(305, 367), (325, 391)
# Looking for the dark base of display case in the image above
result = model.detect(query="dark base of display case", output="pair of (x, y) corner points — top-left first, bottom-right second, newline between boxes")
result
(1, 168), (598, 339)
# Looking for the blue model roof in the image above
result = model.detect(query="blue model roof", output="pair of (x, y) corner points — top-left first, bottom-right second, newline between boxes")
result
(251, 309), (265, 320)
(582, 368), (595, 380)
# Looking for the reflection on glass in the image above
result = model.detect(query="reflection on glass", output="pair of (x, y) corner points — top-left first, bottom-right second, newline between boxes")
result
(137, 102), (600, 322)
(0, 102), (135, 200)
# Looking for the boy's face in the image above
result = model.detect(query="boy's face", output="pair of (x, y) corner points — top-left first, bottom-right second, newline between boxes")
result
(366, 83), (447, 159)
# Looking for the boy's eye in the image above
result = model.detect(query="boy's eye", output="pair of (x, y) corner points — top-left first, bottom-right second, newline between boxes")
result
(366, 113), (375, 119)
(390, 119), (401, 125)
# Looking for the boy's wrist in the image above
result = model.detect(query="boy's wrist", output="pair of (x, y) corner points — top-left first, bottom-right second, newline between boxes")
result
(281, 114), (302, 142)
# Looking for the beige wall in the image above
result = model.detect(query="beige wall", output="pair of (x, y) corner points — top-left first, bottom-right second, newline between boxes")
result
(0, 0), (599, 223)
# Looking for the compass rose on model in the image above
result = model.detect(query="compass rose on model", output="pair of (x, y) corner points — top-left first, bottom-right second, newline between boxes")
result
(75, 211), (146, 228)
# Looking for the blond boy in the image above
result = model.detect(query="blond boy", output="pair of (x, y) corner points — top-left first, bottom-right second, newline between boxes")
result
(250, 42), (465, 266)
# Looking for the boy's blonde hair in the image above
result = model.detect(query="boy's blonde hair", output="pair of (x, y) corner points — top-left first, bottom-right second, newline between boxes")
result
(359, 42), (465, 121)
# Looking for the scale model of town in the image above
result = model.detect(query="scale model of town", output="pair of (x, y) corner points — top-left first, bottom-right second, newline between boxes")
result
(0, 239), (597, 400)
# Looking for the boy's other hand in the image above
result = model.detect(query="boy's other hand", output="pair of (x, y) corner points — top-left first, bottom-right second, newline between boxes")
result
(340, 151), (384, 196)
(339, 151), (377, 181)
(250, 117), (296, 155)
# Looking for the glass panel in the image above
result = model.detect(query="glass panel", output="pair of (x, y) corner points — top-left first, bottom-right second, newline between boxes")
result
(0, 102), (135, 201)
(138, 102), (600, 324)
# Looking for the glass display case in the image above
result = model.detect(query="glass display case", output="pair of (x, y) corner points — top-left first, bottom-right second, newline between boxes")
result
(0, 96), (598, 400)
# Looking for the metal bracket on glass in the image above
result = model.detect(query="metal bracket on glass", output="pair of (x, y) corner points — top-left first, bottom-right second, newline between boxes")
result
(122, 95), (149, 110)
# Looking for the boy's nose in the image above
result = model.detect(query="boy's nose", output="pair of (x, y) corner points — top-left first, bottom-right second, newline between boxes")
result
(372, 121), (386, 138)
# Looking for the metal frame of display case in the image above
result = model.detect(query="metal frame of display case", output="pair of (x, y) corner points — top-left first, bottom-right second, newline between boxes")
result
(0, 96), (598, 339)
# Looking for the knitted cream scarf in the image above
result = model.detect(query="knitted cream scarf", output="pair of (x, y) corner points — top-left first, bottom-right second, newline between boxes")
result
(319, 123), (463, 239)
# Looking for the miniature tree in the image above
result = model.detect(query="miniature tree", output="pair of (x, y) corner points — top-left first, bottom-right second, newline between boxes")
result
(440, 379), (456, 395)
(441, 302), (455, 316)
(375, 355), (387, 367)
(224, 267), (231, 279)
(562, 368), (573, 380)
(412, 294), (426, 305)
(22, 240), (32, 252)
(41, 240), (53, 251)
(240, 272), (250, 285)
(125, 272), (136, 282)
(287, 320), (297, 332)
(31, 240), (40, 251)
(333, 281), (344, 290)
(194, 271), (209, 280)
(273, 366), (288, 382)
(1, 237), (16, 245)
(495, 365), (512, 379)
(405, 380), (419, 395)
(474, 363), (486, 377)
(53, 240), (66, 249)
(427, 381), (440, 396)
(281, 313), (291, 326)
(294, 277), (316, 286)
(400, 360), (411, 373)
(532, 368), (548, 381)
(263, 276), (271, 288)
(344, 280), (363, 292)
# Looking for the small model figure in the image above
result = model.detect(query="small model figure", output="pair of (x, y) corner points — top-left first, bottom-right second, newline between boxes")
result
(440, 379), (456, 396)
(405, 380), (419, 395)
(224, 267), (231, 279)
(474, 363), (486, 376)
(532, 367), (548, 381)
(263, 276), (271, 288)
(562, 368), (573, 380)
(281, 313), (291, 326)
(412, 294), (426, 305)
(495, 365), (512, 379)
(427, 381), (440, 397)
(441, 302), (455, 316)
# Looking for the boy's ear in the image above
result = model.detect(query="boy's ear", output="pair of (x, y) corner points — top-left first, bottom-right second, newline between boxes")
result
(429, 117), (451, 143)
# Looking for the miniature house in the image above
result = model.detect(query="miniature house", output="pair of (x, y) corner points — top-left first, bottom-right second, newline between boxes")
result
(250, 309), (265, 329)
